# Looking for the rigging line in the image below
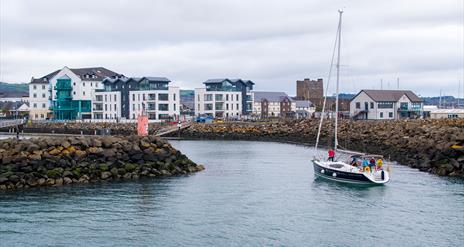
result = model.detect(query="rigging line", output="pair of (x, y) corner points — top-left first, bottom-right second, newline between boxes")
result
(314, 14), (341, 155)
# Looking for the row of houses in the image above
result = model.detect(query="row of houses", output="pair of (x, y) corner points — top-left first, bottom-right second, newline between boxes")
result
(27, 66), (463, 121)
(28, 67), (316, 121)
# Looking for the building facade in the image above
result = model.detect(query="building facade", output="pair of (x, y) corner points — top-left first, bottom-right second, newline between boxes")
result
(296, 78), (323, 101)
(29, 77), (51, 120)
(350, 90), (423, 120)
(93, 77), (180, 121)
(29, 66), (120, 120)
(252, 91), (296, 118)
(194, 79), (254, 118)
(294, 100), (315, 119)
(429, 109), (464, 119)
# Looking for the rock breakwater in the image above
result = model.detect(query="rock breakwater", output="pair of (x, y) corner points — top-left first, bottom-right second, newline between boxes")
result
(0, 135), (204, 190)
(181, 119), (464, 177)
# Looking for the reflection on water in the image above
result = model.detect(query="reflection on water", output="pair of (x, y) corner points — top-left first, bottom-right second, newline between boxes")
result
(0, 140), (463, 246)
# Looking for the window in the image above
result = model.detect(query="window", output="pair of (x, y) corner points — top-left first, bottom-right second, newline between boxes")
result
(380, 112), (384, 118)
(40, 114), (44, 119)
(33, 103), (37, 108)
(389, 112), (393, 118)
(370, 102), (374, 109)
(105, 104), (108, 111)
(400, 102), (408, 110)
(42, 85), (45, 90)
(33, 85), (37, 90)
(205, 94), (213, 101)
(33, 93), (37, 98)
(236, 95), (239, 101)
(96, 83), (99, 88)
(83, 91), (86, 96)
(105, 95), (107, 102)
(215, 94), (223, 101)
(91, 83), (93, 87)
(73, 91), (76, 95)
(133, 104), (135, 111)
(143, 94), (146, 101)
(174, 103), (176, 111)
(226, 104), (229, 110)
(173, 93), (176, 101)
(138, 94), (140, 101)
(110, 104), (112, 111)
(35, 114), (38, 119)
(132, 94), (135, 101)
(158, 93), (169, 101)
(83, 82), (86, 87)
(237, 103), (239, 110)
(355, 102), (360, 109)
(378, 102), (393, 109)
(231, 104), (234, 110)
(412, 102), (421, 109)
(73, 82), (76, 86)
(42, 103), (46, 108)
(114, 95), (117, 101)
(205, 103), (213, 110)
(198, 94), (200, 101)
(215, 102), (223, 110)
(158, 104), (169, 111)
(42, 93), (46, 98)
(226, 94), (229, 101)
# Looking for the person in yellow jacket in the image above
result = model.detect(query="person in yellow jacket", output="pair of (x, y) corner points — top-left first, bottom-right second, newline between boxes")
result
(376, 159), (383, 170)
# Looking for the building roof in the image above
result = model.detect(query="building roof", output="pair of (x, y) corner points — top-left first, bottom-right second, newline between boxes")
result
(204, 78), (254, 86)
(354, 90), (422, 102)
(139, 77), (171, 82)
(253, 91), (291, 102)
(31, 67), (120, 84)
(30, 70), (60, 84)
(70, 67), (120, 81)
(295, 100), (313, 108)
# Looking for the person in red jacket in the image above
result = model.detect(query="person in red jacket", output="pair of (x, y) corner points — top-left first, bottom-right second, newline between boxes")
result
(328, 149), (335, 161)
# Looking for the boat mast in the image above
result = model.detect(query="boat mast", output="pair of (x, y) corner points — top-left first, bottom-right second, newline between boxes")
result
(334, 10), (342, 151)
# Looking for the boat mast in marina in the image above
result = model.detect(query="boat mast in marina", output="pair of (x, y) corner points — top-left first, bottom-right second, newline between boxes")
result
(334, 9), (342, 151)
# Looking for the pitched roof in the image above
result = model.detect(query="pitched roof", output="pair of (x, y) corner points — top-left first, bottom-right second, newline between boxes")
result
(140, 77), (171, 82)
(70, 67), (120, 81)
(253, 91), (291, 102)
(30, 70), (60, 84)
(295, 100), (313, 108)
(356, 90), (422, 102)
(31, 67), (120, 84)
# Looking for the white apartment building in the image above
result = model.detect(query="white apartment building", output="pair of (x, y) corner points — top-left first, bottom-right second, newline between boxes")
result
(350, 90), (423, 120)
(93, 77), (180, 121)
(29, 80), (50, 120)
(29, 66), (120, 120)
(194, 78), (254, 118)
(195, 88), (242, 118)
(129, 86), (180, 120)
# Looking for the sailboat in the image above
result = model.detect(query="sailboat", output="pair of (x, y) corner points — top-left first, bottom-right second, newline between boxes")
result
(312, 10), (390, 185)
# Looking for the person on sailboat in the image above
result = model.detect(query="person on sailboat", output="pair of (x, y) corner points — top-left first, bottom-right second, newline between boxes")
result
(328, 149), (335, 161)
(376, 158), (383, 170)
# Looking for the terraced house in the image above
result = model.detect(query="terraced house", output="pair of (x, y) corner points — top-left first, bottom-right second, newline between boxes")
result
(29, 66), (120, 120)
(92, 76), (180, 121)
(194, 78), (254, 118)
(350, 89), (423, 120)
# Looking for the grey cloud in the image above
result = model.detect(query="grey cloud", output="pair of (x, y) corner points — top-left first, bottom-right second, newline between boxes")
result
(0, 0), (462, 97)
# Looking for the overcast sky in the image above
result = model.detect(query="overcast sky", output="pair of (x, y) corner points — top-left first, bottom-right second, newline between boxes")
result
(0, 0), (463, 97)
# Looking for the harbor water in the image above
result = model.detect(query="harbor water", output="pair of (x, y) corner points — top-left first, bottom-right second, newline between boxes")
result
(0, 140), (463, 246)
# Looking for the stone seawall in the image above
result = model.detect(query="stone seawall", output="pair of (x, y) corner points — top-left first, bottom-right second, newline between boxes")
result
(179, 119), (464, 177)
(0, 135), (204, 190)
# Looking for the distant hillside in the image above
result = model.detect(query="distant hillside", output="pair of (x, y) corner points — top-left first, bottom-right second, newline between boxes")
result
(0, 82), (29, 97)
